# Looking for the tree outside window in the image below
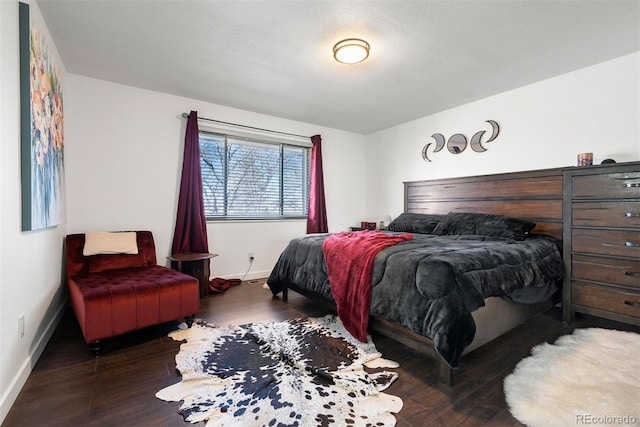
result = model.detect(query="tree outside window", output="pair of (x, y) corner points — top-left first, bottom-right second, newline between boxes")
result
(200, 132), (310, 219)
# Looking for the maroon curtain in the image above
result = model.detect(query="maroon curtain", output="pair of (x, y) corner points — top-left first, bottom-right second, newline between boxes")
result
(306, 134), (328, 233)
(171, 110), (209, 254)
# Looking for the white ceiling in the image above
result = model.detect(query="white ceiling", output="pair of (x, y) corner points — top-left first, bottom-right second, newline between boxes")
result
(37, 0), (640, 135)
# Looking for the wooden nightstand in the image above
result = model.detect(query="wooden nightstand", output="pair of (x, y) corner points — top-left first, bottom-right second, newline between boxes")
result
(562, 161), (640, 326)
(168, 253), (219, 298)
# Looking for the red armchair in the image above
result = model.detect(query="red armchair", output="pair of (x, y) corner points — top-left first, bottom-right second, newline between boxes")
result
(65, 231), (199, 355)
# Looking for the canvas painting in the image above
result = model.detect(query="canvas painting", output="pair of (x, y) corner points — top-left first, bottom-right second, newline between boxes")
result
(19, 2), (65, 231)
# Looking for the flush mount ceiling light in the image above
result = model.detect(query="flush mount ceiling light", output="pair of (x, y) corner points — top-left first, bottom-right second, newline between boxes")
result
(333, 38), (370, 64)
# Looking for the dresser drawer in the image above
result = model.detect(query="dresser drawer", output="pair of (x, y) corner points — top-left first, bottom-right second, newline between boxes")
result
(572, 254), (640, 288)
(572, 229), (640, 258)
(572, 281), (640, 319)
(572, 201), (640, 228)
(573, 171), (640, 199)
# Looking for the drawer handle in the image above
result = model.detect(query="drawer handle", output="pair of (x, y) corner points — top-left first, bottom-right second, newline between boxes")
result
(623, 182), (640, 188)
(626, 212), (640, 218)
(623, 300), (640, 308)
(604, 242), (640, 248)
(623, 271), (640, 278)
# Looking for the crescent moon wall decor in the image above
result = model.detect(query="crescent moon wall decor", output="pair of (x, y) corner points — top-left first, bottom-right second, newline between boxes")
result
(470, 131), (487, 152)
(485, 120), (500, 142)
(421, 143), (433, 161)
(422, 120), (500, 162)
(431, 133), (446, 152)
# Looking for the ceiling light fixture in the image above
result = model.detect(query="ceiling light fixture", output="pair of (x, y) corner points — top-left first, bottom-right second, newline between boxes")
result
(333, 38), (370, 64)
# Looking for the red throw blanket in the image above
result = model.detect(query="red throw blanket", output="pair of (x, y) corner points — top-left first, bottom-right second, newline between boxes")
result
(322, 230), (413, 342)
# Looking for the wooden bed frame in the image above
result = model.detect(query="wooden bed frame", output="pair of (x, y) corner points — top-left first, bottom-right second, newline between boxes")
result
(283, 167), (565, 385)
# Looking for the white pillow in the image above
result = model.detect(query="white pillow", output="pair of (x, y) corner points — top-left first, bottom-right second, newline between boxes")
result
(83, 231), (139, 256)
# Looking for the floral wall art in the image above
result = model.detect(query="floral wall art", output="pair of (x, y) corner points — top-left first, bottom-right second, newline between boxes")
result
(19, 2), (65, 231)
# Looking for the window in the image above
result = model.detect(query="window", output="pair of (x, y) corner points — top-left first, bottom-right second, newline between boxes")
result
(199, 131), (311, 219)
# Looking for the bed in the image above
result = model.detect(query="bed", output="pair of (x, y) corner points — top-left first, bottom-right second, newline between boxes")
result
(267, 167), (565, 384)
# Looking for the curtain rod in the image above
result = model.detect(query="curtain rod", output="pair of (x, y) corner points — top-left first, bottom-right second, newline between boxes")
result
(181, 112), (310, 139)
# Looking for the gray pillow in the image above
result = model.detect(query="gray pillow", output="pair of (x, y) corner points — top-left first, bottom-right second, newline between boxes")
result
(387, 213), (444, 234)
(431, 212), (535, 240)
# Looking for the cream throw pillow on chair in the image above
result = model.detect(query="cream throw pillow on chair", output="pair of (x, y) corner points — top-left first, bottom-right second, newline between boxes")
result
(83, 231), (139, 256)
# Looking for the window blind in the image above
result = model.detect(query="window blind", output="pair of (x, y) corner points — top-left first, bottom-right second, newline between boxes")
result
(199, 131), (310, 219)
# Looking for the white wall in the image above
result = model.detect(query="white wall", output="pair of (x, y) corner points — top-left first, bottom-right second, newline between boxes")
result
(365, 52), (640, 222)
(64, 75), (367, 280)
(0, 1), (68, 421)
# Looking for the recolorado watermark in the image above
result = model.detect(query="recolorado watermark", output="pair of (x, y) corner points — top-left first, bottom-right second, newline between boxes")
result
(576, 414), (637, 425)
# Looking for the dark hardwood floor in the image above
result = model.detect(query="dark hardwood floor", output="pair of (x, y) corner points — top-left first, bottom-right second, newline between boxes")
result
(3, 280), (636, 427)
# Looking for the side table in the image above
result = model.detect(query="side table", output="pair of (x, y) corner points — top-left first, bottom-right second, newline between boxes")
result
(167, 253), (219, 298)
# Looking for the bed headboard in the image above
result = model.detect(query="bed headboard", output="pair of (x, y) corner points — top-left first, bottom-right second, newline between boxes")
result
(404, 167), (564, 240)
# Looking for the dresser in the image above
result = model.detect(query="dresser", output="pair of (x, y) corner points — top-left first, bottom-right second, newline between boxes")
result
(563, 161), (640, 326)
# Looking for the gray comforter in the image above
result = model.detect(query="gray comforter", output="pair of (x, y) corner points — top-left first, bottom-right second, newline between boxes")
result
(267, 232), (563, 368)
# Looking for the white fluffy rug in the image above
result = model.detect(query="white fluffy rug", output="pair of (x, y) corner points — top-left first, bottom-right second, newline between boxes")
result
(504, 328), (640, 427)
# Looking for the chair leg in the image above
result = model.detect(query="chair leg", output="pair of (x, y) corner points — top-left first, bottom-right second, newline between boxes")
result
(90, 340), (101, 358)
(185, 315), (195, 327)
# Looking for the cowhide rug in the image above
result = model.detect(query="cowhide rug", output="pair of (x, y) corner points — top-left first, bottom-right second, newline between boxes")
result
(156, 315), (403, 426)
(504, 328), (640, 427)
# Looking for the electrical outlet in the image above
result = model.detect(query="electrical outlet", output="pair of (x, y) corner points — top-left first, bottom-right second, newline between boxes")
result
(18, 315), (25, 340)
(248, 251), (255, 262)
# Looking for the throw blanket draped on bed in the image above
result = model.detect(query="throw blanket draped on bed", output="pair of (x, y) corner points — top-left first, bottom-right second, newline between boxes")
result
(323, 230), (413, 342)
